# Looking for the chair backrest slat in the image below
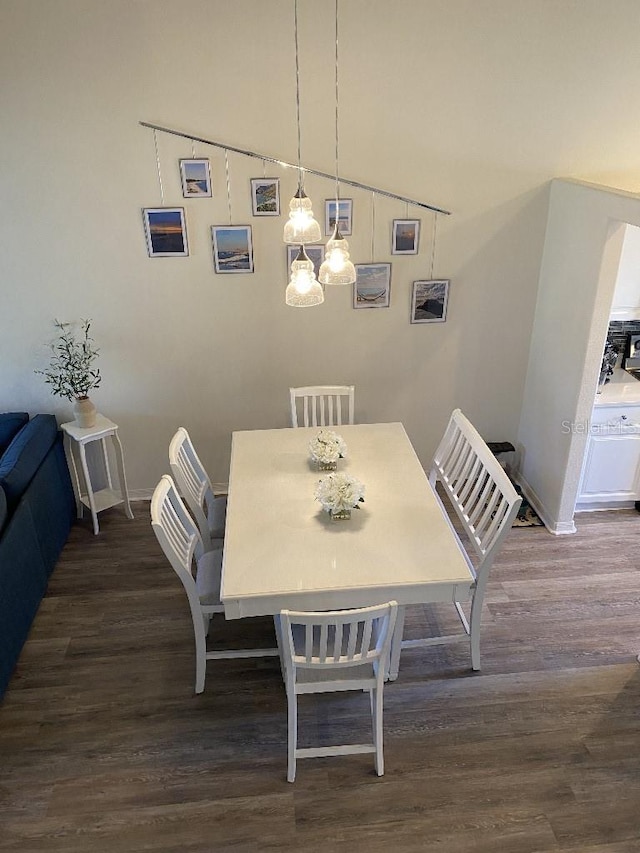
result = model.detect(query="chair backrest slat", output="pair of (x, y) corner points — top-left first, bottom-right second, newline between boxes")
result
(429, 409), (521, 586)
(170, 427), (217, 547)
(282, 602), (398, 671)
(290, 385), (355, 428)
(151, 475), (207, 595)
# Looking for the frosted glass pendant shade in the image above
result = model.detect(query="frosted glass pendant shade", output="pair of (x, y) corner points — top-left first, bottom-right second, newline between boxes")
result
(318, 225), (356, 285)
(285, 246), (325, 307)
(283, 185), (322, 244)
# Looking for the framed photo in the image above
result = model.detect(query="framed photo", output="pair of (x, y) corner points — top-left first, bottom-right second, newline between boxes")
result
(411, 279), (450, 324)
(287, 244), (325, 279)
(251, 178), (280, 216)
(142, 207), (189, 257)
(211, 225), (254, 274)
(353, 263), (391, 309)
(392, 219), (420, 255)
(179, 159), (212, 198)
(325, 198), (353, 236)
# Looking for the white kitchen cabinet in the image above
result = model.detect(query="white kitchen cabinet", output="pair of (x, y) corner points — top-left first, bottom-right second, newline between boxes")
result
(577, 403), (640, 507)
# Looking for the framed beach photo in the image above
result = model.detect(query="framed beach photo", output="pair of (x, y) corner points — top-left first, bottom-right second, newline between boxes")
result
(411, 279), (450, 324)
(287, 244), (325, 279)
(179, 159), (212, 198)
(392, 219), (420, 254)
(325, 198), (353, 236)
(251, 177), (280, 216)
(142, 207), (189, 257)
(211, 225), (254, 274)
(353, 263), (391, 309)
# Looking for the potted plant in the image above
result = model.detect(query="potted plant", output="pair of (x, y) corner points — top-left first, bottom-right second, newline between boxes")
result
(35, 319), (101, 428)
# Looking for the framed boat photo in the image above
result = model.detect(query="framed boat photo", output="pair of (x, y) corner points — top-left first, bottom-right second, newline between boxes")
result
(211, 225), (254, 274)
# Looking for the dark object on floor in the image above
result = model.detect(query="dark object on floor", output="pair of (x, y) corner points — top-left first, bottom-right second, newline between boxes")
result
(512, 483), (544, 527)
(635, 501), (640, 513)
(487, 441), (515, 456)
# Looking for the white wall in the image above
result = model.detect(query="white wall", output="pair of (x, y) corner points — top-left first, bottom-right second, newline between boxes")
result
(612, 224), (640, 311)
(2, 0), (640, 493)
(518, 180), (640, 533)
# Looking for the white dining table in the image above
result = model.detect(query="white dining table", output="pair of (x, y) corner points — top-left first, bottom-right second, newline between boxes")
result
(220, 422), (473, 679)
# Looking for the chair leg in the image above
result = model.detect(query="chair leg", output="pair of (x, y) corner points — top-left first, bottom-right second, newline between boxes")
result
(469, 594), (482, 671)
(194, 613), (208, 694)
(287, 688), (297, 783)
(388, 605), (406, 681)
(372, 685), (384, 776)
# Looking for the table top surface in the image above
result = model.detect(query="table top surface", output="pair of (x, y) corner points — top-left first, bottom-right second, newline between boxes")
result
(221, 422), (473, 618)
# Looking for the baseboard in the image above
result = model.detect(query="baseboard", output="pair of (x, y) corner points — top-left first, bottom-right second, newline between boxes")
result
(129, 489), (153, 502)
(513, 473), (577, 535)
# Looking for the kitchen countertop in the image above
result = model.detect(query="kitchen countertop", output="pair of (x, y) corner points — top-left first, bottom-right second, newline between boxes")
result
(595, 367), (640, 405)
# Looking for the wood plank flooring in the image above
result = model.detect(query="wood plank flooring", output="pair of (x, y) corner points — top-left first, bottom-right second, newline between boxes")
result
(1, 505), (639, 852)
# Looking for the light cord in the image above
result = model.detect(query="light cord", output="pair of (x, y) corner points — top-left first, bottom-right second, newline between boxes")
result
(334, 0), (340, 205)
(294, 0), (303, 188)
(371, 192), (376, 261)
(153, 129), (164, 205)
(225, 148), (232, 224)
(430, 213), (438, 279)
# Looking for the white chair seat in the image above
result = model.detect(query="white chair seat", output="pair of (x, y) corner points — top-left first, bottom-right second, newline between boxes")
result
(195, 549), (222, 606)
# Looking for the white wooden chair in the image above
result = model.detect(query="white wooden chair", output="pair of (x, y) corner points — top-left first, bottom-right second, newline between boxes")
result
(393, 409), (521, 675)
(150, 475), (278, 694)
(279, 601), (397, 782)
(289, 385), (355, 428)
(169, 427), (227, 552)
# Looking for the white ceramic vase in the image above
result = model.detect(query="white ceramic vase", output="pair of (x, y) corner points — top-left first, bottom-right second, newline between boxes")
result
(73, 396), (97, 428)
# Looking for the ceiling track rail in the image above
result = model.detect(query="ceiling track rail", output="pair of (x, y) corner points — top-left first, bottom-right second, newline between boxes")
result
(140, 121), (451, 217)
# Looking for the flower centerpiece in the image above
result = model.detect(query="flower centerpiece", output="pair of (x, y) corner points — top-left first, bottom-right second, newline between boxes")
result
(35, 319), (101, 428)
(315, 471), (365, 521)
(308, 429), (347, 471)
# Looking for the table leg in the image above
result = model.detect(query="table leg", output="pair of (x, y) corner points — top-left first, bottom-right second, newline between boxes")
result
(387, 605), (406, 681)
(100, 437), (113, 490)
(111, 430), (134, 520)
(78, 442), (99, 535)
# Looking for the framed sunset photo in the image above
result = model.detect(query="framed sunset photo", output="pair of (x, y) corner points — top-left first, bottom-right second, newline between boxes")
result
(392, 219), (420, 254)
(142, 207), (189, 257)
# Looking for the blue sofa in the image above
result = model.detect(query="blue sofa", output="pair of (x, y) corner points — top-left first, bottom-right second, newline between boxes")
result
(0, 413), (75, 699)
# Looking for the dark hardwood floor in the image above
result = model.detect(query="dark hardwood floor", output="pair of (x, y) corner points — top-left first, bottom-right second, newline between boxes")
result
(1, 505), (639, 852)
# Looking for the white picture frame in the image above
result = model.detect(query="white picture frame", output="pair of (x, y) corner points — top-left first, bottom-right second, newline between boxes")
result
(142, 207), (189, 258)
(392, 219), (420, 255)
(179, 159), (212, 198)
(211, 225), (254, 274)
(353, 263), (391, 309)
(251, 177), (280, 216)
(411, 279), (450, 323)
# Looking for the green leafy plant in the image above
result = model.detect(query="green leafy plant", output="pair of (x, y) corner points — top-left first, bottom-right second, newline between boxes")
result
(35, 319), (101, 401)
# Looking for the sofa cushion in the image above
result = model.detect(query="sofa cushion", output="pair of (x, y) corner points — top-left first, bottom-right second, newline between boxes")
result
(0, 485), (6, 534)
(0, 412), (29, 457)
(0, 415), (58, 514)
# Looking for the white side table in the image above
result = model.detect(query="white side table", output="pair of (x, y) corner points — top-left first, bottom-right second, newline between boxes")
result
(61, 414), (134, 535)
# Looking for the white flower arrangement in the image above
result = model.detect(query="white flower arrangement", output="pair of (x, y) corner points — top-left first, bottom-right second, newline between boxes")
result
(308, 429), (347, 465)
(315, 472), (365, 514)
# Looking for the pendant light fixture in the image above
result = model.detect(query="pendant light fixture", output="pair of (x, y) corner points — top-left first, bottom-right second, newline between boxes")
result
(319, 0), (356, 286)
(285, 245), (325, 307)
(283, 0), (321, 246)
